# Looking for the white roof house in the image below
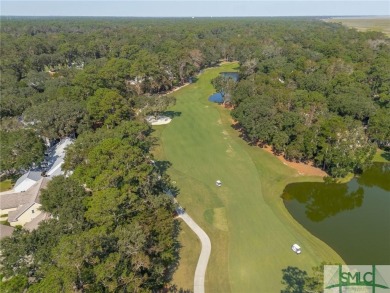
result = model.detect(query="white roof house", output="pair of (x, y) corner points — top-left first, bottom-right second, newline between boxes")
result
(45, 138), (73, 178)
(0, 178), (43, 214)
(6, 177), (49, 227)
(0, 137), (73, 230)
(13, 171), (42, 192)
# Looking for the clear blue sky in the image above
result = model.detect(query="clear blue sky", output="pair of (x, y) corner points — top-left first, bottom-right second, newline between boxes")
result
(1, 1), (389, 17)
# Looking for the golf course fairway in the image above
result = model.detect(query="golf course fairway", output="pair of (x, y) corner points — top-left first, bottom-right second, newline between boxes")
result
(153, 62), (344, 292)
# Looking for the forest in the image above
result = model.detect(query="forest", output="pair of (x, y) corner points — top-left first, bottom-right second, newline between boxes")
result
(0, 17), (389, 291)
(229, 23), (389, 177)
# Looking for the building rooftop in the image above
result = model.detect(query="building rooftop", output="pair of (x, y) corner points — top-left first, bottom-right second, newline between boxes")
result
(8, 202), (35, 222)
(0, 177), (49, 210)
(0, 224), (15, 239)
(24, 212), (50, 231)
(46, 138), (73, 178)
(13, 171), (42, 190)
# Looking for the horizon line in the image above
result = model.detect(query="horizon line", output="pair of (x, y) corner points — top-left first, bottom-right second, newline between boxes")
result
(2, 14), (389, 17)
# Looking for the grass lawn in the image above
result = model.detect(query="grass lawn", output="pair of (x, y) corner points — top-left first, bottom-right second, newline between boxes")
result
(170, 220), (201, 291)
(0, 179), (13, 192)
(373, 149), (390, 163)
(152, 62), (344, 292)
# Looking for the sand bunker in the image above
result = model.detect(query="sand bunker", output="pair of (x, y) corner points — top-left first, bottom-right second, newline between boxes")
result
(145, 115), (172, 125)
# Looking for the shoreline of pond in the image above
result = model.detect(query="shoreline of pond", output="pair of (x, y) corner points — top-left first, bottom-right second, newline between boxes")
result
(282, 162), (390, 264)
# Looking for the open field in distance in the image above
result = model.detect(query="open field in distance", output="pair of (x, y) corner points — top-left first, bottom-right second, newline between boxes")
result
(324, 17), (390, 36)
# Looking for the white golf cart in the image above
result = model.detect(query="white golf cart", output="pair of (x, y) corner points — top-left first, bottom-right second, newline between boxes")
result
(292, 244), (301, 254)
(216, 180), (222, 187)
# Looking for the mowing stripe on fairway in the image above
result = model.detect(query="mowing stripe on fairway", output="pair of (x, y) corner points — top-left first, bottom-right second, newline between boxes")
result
(155, 63), (344, 292)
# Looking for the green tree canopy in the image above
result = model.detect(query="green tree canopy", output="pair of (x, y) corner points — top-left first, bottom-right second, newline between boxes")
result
(23, 99), (87, 139)
(0, 129), (44, 173)
(87, 88), (133, 128)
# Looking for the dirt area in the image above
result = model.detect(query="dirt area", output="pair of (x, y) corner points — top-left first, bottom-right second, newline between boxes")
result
(229, 117), (327, 177)
(262, 146), (327, 177)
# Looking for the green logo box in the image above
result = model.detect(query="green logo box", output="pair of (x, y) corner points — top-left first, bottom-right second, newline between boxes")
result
(324, 265), (390, 293)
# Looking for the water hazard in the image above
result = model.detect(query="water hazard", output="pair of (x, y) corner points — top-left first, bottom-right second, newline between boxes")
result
(282, 163), (390, 264)
(208, 72), (239, 103)
(219, 71), (239, 81)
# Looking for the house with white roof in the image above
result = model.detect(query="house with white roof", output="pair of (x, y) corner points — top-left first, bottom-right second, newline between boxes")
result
(0, 138), (73, 231)
(45, 138), (73, 178)
(0, 179), (41, 217)
(13, 171), (42, 192)
(9, 138), (73, 193)
(1, 177), (49, 227)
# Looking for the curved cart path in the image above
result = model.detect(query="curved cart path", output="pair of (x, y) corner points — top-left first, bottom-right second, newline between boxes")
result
(177, 211), (211, 293)
(169, 193), (211, 293)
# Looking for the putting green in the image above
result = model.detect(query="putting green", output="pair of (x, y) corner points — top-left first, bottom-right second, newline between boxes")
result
(154, 62), (344, 292)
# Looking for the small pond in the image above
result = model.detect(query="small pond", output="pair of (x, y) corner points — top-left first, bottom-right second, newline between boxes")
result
(282, 163), (390, 264)
(208, 72), (239, 103)
(219, 71), (239, 81)
(208, 92), (224, 103)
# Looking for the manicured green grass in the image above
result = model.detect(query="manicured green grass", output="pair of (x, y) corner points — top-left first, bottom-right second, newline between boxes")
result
(0, 180), (13, 192)
(153, 63), (344, 292)
(373, 149), (390, 163)
(170, 221), (201, 291)
(334, 173), (355, 184)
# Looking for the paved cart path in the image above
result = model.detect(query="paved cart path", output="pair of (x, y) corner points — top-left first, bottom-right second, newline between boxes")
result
(169, 192), (211, 293)
(177, 211), (211, 293)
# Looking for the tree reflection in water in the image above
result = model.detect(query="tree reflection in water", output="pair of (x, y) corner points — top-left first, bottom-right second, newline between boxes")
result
(281, 163), (390, 264)
(282, 183), (364, 222)
(357, 163), (390, 192)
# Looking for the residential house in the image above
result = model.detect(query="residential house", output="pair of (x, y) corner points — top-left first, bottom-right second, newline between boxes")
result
(1, 177), (49, 227)
(13, 171), (42, 192)
(0, 138), (73, 231)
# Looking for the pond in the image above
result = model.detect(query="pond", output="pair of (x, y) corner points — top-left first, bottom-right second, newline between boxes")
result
(219, 71), (239, 81)
(208, 92), (224, 103)
(282, 163), (390, 264)
(208, 72), (239, 103)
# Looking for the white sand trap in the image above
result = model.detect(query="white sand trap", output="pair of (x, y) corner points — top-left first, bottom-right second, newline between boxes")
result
(145, 115), (172, 125)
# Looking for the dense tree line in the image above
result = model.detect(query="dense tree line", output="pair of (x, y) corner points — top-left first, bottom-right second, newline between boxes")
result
(227, 21), (389, 177)
(1, 18), (188, 291)
(0, 129), (44, 173)
(0, 121), (179, 292)
(1, 17), (388, 177)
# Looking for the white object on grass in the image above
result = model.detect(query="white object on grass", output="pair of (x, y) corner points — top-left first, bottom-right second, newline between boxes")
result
(292, 244), (301, 254)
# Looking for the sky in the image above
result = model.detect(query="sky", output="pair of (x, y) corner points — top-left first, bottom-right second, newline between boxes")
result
(1, 0), (389, 17)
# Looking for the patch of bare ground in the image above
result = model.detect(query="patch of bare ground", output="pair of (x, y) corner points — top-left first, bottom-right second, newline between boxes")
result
(230, 118), (327, 177)
(261, 145), (327, 177)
